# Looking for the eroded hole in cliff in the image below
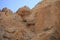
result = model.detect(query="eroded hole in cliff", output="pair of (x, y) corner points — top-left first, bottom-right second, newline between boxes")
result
(23, 19), (27, 22)
(26, 23), (35, 27)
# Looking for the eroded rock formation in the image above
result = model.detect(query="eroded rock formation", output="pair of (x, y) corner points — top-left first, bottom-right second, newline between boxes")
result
(0, 0), (60, 40)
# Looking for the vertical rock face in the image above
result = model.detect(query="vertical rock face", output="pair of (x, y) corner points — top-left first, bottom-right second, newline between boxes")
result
(31, 0), (60, 40)
(0, 0), (60, 40)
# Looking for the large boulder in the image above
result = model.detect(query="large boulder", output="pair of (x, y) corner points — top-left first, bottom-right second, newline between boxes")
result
(2, 7), (13, 16)
(16, 6), (31, 18)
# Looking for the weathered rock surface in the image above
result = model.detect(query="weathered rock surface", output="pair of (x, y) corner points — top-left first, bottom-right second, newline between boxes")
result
(0, 0), (60, 40)
(16, 6), (31, 17)
(32, 0), (60, 40)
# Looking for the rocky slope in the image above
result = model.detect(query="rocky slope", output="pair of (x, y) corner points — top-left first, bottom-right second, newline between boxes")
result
(0, 0), (60, 40)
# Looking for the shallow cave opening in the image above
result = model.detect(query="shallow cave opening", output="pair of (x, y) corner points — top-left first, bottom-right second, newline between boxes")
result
(26, 23), (35, 27)
(23, 19), (27, 22)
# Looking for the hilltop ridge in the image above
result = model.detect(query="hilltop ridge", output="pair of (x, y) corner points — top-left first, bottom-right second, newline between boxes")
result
(0, 0), (60, 40)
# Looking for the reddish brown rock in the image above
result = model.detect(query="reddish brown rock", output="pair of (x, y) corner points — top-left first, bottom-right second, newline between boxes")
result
(16, 6), (31, 18)
(2, 7), (13, 16)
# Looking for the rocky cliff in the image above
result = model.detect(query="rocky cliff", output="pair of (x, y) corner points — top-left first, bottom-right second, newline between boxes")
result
(0, 0), (60, 40)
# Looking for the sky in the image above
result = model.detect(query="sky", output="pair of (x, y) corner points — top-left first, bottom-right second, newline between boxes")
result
(0, 0), (42, 12)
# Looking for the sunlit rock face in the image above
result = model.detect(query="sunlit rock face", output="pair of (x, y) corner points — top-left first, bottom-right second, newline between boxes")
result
(31, 0), (60, 40)
(0, 0), (60, 40)
(16, 6), (35, 33)
(16, 6), (31, 18)
(2, 7), (13, 13)
(0, 6), (35, 40)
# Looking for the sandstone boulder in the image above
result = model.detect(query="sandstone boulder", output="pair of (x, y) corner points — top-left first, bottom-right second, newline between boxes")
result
(2, 7), (13, 16)
(16, 6), (31, 18)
